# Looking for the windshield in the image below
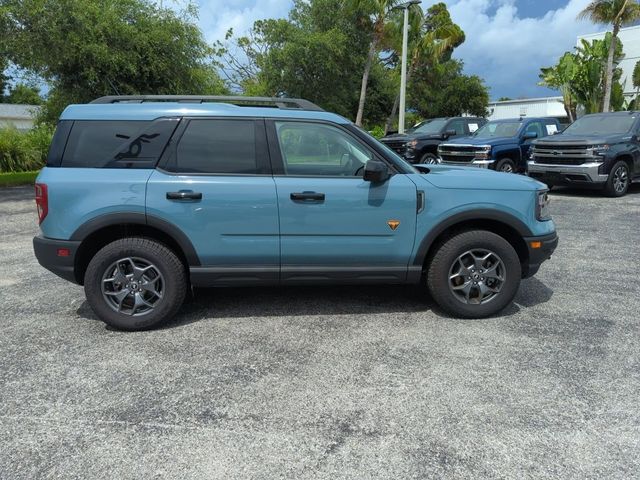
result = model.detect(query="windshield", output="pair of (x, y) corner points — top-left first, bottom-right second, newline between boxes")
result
(408, 119), (448, 134)
(473, 121), (521, 138)
(563, 114), (637, 136)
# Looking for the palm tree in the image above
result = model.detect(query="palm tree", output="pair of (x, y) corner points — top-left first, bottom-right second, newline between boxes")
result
(351, 0), (400, 127)
(578, 0), (640, 112)
(633, 60), (640, 109)
(538, 52), (578, 122)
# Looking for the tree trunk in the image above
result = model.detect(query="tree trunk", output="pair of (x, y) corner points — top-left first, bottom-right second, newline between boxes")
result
(356, 39), (377, 127)
(603, 23), (621, 112)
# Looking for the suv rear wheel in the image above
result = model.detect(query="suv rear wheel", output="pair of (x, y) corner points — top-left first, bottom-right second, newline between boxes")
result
(84, 237), (187, 331)
(604, 160), (630, 197)
(426, 230), (521, 318)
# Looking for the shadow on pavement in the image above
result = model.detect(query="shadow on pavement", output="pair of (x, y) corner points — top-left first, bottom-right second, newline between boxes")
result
(549, 182), (640, 198)
(76, 278), (555, 330)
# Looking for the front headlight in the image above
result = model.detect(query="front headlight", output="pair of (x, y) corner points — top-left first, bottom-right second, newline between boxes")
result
(589, 144), (610, 158)
(407, 139), (418, 149)
(475, 145), (492, 159)
(536, 190), (551, 221)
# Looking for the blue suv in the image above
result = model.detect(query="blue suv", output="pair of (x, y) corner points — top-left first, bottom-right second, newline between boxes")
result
(438, 117), (561, 173)
(33, 96), (558, 330)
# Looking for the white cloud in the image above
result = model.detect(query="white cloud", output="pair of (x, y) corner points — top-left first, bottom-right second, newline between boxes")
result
(196, 0), (292, 43)
(441, 0), (601, 99)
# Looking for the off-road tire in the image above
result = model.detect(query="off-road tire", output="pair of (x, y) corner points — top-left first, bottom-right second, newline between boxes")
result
(84, 237), (187, 331)
(426, 230), (521, 318)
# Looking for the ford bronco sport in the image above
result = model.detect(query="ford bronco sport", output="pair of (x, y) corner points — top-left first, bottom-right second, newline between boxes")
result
(33, 96), (558, 331)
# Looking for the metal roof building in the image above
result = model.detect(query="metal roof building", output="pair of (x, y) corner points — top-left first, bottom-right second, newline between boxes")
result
(0, 104), (40, 131)
(488, 96), (568, 122)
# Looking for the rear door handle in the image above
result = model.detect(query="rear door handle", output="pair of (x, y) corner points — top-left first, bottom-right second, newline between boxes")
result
(290, 191), (325, 202)
(166, 190), (202, 200)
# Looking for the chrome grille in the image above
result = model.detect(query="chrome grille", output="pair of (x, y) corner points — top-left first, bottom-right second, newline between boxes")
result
(381, 140), (406, 155)
(532, 144), (598, 166)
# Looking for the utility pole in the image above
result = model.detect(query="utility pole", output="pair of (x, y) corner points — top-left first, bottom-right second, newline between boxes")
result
(397, 0), (421, 134)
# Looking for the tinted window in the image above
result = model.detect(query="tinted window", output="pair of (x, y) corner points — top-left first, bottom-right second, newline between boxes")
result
(448, 120), (466, 135)
(276, 121), (372, 176)
(563, 114), (637, 135)
(410, 119), (448, 134)
(474, 121), (521, 138)
(524, 121), (544, 138)
(62, 120), (177, 168)
(174, 119), (257, 174)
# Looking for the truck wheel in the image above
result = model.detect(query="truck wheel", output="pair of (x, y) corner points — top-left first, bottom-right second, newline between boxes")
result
(604, 160), (630, 197)
(84, 238), (187, 331)
(426, 230), (521, 318)
(495, 158), (516, 173)
(419, 153), (439, 164)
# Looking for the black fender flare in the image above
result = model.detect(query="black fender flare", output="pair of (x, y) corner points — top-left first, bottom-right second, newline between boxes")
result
(412, 209), (533, 267)
(70, 212), (201, 266)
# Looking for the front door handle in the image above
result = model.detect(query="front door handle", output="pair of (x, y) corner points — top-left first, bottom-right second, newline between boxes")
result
(166, 190), (202, 201)
(290, 191), (325, 202)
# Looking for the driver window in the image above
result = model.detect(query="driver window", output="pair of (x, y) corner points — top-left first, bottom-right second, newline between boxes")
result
(524, 122), (543, 138)
(275, 121), (372, 176)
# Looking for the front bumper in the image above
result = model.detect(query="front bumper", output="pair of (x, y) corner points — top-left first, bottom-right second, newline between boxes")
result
(522, 232), (558, 278)
(527, 161), (608, 186)
(33, 236), (81, 284)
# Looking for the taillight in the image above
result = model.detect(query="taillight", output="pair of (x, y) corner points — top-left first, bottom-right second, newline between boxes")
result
(35, 183), (48, 224)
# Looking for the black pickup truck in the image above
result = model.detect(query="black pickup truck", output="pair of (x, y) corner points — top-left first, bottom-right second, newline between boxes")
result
(380, 117), (486, 164)
(528, 111), (640, 197)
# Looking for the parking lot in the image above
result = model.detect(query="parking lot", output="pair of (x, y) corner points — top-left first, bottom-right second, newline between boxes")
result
(1, 184), (639, 479)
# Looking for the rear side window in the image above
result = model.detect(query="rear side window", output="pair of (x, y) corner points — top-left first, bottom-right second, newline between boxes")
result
(61, 119), (177, 168)
(172, 119), (258, 174)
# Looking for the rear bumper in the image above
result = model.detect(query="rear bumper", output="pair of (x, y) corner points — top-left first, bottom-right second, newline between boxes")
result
(33, 236), (81, 284)
(522, 232), (558, 278)
(528, 161), (608, 186)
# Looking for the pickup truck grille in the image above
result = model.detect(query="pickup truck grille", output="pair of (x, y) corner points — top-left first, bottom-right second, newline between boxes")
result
(438, 145), (479, 163)
(381, 140), (406, 155)
(532, 144), (597, 166)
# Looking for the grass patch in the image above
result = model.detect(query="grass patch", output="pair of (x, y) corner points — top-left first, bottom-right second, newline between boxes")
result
(0, 170), (39, 187)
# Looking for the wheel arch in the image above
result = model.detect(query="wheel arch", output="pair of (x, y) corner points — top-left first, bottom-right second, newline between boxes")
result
(71, 213), (200, 285)
(414, 210), (532, 273)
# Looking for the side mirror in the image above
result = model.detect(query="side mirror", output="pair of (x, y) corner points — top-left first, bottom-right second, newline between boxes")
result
(363, 160), (390, 183)
(523, 131), (538, 140)
(444, 129), (457, 138)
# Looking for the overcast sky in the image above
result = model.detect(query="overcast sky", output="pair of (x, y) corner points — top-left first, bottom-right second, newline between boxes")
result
(189, 0), (607, 100)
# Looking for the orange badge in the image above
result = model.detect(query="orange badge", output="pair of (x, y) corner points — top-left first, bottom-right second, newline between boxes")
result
(387, 220), (400, 231)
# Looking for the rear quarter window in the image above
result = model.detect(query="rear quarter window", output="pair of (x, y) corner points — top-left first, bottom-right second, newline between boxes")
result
(61, 119), (178, 168)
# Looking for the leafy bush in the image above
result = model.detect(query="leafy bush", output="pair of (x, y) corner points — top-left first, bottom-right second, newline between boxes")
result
(0, 125), (53, 173)
(368, 125), (385, 139)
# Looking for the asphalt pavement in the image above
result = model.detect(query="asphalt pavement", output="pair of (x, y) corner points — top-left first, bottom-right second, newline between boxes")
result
(1, 184), (639, 479)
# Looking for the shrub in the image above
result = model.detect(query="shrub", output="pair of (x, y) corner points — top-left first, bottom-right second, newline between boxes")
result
(368, 125), (385, 139)
(0, 125), (53, 173)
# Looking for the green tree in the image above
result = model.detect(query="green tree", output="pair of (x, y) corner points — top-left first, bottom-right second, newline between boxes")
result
(409, 59), (488, 118)
(349, 0), (401, 126)
(633, 60), (640, 108)
(578, 0), (640, 112)
(3, 0), (226, 123)
(5, 84), (43, 105)
(539, 52), (578, 121)
(216, 0), (394, 126)
(383, 3), (465, 132)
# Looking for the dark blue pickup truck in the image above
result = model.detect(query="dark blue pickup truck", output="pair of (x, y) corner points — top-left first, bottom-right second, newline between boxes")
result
(438, 117), (561, 173)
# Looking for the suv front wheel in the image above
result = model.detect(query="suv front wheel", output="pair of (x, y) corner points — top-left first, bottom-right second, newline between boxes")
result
(426, 230), (521, 318)
(84, 237), (187, 331)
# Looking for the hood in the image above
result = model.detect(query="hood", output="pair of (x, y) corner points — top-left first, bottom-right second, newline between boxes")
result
(534, 133), (625, 146)
(381, 132), (443, 143)
(417, 164), (546, 191)
(443, 135), (516, 147)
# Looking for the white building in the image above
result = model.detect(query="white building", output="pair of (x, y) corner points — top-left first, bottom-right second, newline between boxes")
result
(0, 104), (40, 131)
(488, 96), (568, 123)
(577, 24), (640, 100)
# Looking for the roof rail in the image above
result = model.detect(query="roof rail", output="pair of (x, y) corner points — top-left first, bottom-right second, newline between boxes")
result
(90, 95), (324, 111)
